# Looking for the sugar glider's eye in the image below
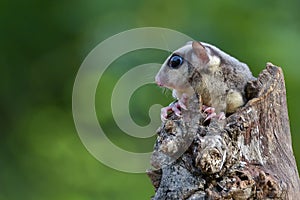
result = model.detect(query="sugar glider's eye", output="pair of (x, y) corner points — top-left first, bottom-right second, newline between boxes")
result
(168, 55), (183, 69)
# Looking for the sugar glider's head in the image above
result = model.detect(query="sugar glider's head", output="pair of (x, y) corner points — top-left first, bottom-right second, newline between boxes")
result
(155, 41), (210, 93)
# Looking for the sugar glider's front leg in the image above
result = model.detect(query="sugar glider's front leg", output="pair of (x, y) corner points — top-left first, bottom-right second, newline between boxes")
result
(160, 93), (189, 121)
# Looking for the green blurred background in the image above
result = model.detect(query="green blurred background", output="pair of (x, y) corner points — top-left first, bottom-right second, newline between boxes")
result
(1, 0), (300, 199)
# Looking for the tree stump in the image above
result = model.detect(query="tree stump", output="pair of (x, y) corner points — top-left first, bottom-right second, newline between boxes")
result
(147, 63), (300, 199)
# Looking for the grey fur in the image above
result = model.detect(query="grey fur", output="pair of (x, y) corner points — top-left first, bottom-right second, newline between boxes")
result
(155, 41), (256, 114)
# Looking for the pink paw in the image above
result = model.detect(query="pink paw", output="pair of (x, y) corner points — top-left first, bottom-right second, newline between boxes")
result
(202, 105), (226, 122)
(160, 94), (189, 121)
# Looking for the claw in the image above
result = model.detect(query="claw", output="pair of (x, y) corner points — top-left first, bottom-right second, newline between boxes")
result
(159, 93), (190, 121)
(204, 107), (215, 114)
(161, 106), (172, 121)
(178, 100), (187, 110)
(204, 112), (217, 122)
(172, 103), (181, 117)
(159, 93), (191, 121)
(202, 106), (226, 122)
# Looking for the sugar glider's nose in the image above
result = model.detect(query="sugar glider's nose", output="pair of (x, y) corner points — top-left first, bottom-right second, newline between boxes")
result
(155, 75), (163, 86)
(155, 79), (163, 87)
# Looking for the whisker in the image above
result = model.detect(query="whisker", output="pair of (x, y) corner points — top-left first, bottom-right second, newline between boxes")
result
(162, 88), (172, 97)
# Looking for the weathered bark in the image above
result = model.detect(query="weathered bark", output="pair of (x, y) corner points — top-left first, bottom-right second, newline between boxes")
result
(147, 63), (300, 199)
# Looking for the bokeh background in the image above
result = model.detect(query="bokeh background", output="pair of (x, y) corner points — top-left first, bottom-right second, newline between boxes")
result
(1, 0), (300, 199)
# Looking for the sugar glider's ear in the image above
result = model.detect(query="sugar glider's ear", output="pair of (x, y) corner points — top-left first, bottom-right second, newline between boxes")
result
(192, 41), (209, 64)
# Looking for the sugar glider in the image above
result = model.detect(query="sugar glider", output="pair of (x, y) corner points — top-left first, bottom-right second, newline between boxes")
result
(155, 41), (255, 120)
